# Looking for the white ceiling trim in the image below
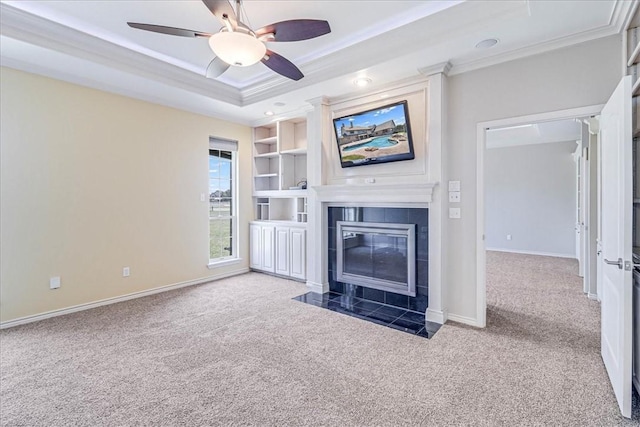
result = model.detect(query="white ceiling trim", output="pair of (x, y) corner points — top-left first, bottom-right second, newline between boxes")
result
(450, 20), (625, 76)
(0, 3), (242, 105)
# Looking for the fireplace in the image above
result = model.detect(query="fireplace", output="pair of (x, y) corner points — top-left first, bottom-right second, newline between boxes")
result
(328, 206), (428, 312)
(337, 221), (416, 296)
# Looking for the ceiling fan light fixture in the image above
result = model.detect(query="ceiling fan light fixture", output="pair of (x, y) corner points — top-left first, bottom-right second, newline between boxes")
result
(208, 30), (266, 67)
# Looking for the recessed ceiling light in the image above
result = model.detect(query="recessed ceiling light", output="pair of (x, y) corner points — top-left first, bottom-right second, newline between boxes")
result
(354, 77), (372, 87)
(475, 38), (499, 49)
(264, 111), (274, 116)
(274, 102), (286, 107)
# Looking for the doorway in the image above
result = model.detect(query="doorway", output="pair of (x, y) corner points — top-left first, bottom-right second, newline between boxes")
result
(475, 104), (603, 328)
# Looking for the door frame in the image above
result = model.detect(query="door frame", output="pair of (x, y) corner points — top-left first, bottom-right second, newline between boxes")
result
(476, 104), (604, 327)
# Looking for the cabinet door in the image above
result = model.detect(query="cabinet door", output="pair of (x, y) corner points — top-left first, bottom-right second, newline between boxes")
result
(289, 228), (306, 280)
(249, 223), (262, 270)
(274, 227), (290, 276)
(261, 225), (275, 273)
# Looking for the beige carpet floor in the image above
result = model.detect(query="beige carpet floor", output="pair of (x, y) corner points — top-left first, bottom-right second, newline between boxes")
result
(1, 251), (639, 426)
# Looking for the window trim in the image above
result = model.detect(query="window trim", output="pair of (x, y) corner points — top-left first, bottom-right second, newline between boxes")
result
(208, 141), (239, 264)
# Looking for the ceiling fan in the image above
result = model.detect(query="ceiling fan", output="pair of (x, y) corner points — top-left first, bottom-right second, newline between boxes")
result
(127, 0), (331, 81)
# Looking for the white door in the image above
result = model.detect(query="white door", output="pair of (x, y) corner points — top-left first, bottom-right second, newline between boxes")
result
(600, 76), (633, 418)
(290, 228), (306, 280)
(262, 225), (275, 273)
(249, 223), (262, 270)
(275, 227), (290, 276)
(575, 150), (584, 276)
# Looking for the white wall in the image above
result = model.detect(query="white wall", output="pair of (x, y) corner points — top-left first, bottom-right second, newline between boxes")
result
(446, 35), (622, 323)
(485, 141), (577, 257)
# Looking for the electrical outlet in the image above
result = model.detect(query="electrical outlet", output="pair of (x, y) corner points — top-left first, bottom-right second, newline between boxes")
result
(50, 276), (61, 290)
(449, 208), (461, 219)
(449, 191), (461, 203)
(507, 234), (512, 241)
(123, 267), (130, 277)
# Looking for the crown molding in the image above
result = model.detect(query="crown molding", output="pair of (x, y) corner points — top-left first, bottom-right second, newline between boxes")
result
(448, 22), (621, 77)
(249, 104), (314, 127)
(0, 2), (242, 105)
(614, 0), (637, 33)
(418, 62), (452, 77)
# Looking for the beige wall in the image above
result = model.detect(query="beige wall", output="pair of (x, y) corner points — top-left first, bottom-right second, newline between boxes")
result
(0, 67), (252, 322)
(446, 35), (622, 321)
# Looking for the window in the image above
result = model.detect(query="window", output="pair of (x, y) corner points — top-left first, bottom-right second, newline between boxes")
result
(209, 137), (238, 263)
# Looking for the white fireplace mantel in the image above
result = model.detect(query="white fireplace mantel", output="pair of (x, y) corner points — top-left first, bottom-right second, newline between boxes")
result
(312, 182), (438, 204)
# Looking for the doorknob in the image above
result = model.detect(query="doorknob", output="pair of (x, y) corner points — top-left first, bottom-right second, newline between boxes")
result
(604, 258), (623, 269)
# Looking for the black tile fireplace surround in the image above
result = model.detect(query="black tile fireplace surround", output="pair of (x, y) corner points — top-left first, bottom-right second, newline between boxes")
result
(328, 206), (428, 313)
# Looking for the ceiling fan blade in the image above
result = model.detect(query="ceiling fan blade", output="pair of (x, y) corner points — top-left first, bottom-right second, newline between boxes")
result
(202, 0), (238, 29)
(127, 22), (212, 38)
(206, 56), (230, 79)
(261, 50), (303, 81)
(256, 20), (331, 42)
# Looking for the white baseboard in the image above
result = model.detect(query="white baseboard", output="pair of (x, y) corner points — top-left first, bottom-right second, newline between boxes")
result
(447, 313), (483, 327)
(0, 267), (249, 329)
(486, 247), (576, 259)
(306, 280), (328, 294)
(587, 293), (599, 301)
(426, 308), (447, 325)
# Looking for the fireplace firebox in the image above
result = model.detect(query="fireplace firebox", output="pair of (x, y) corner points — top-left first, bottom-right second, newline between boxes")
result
(337, 221), (416, 297)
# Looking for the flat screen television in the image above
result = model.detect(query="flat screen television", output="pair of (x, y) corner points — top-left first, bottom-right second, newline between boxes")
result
(332, 100), (415, 168)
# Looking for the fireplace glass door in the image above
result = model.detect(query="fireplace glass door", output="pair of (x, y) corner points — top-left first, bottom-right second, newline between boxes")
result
(337, 221), (416, 296)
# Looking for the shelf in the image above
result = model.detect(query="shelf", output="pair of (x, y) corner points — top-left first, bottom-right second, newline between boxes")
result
(280, 147), (307, 155)
(255, 173), (278, 178)
(253, 189), (308, 198)
(255, 136), (277, 145)
(255, 151), (279, 158)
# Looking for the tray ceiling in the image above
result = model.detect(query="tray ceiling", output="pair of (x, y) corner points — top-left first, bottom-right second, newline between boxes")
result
(0, 0), (630, 125)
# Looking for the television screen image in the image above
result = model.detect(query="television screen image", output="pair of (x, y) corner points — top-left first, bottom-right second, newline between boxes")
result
(332, 100), (415, 168)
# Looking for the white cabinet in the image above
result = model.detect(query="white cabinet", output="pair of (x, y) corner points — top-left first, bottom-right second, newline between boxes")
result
(250, 221), (306, 281)
(275, 226), (290, 276)
(289, 227), (306, 280)
(249, 223), (275, 273)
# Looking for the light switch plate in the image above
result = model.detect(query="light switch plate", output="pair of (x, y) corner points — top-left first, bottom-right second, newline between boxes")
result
(449, 208), (461, 219)
(50, 276), (61, 289)
(449, 191), (461, 203)
(448, 181), (461, 192)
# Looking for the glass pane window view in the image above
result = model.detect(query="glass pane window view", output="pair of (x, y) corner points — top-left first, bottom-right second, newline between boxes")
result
(209, 149), (234, 261)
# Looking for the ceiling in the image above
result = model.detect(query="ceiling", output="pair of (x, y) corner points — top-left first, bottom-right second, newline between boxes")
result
(0, 0), (631, 126)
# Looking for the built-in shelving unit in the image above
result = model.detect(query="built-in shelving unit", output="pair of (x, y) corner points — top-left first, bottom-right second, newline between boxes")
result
(252, 117), (308, 224)
(250, 116), (309, 280)
(253, 118), (308, 193)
